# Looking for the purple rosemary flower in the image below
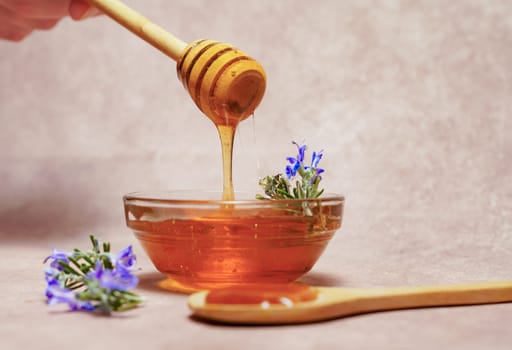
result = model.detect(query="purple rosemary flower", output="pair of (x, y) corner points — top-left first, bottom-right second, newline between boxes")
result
(285, 160), (300, 179)
(43, 235), (143, 313)
(114, 245), (137, 271)
(285, 141), (308, 179)
(305, 150), (325, 180)
(87, 261), (138, 291)
(311, 150), (323, 168)
(43, 249), (70, 271)
(295, 141), (306, 162)
(46, 280), (95, 311)
(44, 267), (60, 282)
(258, 141), (326, 200)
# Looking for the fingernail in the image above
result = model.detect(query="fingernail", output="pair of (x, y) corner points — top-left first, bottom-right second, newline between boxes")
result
(69, 2), (92, 21)
(79, 7), (91, 20)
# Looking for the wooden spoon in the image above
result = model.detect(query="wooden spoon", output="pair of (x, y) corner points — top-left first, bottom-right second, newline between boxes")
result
(188, 280), (512, 324)
(87, 0), (266, 125)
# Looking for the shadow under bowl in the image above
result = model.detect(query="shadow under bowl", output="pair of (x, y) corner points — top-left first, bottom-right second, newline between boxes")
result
(124, 191), (344, 292)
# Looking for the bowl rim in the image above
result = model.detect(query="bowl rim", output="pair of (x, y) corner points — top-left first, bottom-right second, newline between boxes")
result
(123, 190), (344, 206)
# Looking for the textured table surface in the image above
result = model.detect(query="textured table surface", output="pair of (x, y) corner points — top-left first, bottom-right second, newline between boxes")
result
(1, 1), (511, 349)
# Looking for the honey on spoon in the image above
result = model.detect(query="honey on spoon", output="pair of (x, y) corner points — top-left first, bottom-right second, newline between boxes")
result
(189, 280), (512, 325)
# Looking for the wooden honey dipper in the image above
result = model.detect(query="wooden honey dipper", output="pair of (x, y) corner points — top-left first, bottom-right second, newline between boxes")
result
(87, 0), (266, 125)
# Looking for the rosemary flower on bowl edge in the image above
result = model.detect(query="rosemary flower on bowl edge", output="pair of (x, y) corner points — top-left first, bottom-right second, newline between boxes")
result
(257, 141), (325, 200)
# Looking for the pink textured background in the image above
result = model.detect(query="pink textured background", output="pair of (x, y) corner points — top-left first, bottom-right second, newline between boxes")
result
(1, 0), (511, 349)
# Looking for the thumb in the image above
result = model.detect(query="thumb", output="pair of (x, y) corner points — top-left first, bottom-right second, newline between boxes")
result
(69, 0), (103, 21)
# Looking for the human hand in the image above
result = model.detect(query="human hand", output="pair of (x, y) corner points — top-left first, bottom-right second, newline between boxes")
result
(0, 0), (102, 41)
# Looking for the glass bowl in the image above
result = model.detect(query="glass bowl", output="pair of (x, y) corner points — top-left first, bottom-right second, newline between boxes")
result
(123, 191), (344, 291)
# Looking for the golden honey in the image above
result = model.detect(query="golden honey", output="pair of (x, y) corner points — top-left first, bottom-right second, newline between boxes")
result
(177, 39), (266, 200)
(205, 283), (319, 306)
(124, 196), (343, 291)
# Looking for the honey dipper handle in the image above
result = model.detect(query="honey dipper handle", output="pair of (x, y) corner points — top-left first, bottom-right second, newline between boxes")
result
(87, 0), (187, 61)
(346, 280), (512, 314)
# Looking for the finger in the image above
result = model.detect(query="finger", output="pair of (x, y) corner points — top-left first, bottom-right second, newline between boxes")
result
(0, 17), (32, 41)
(69, 0), (102, 20)
(0, 28), (32, 41)
(33, 18), (60, 30)
(0, 5), (60, 31)
(0, 0), (70, 19)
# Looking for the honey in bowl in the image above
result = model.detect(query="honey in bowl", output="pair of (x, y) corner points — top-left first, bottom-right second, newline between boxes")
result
(124, 191), (344, 291)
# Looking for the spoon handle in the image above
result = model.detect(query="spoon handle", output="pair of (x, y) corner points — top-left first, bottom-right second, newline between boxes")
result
(87, 0), (187, 61)
(336, 280), (512, 315)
